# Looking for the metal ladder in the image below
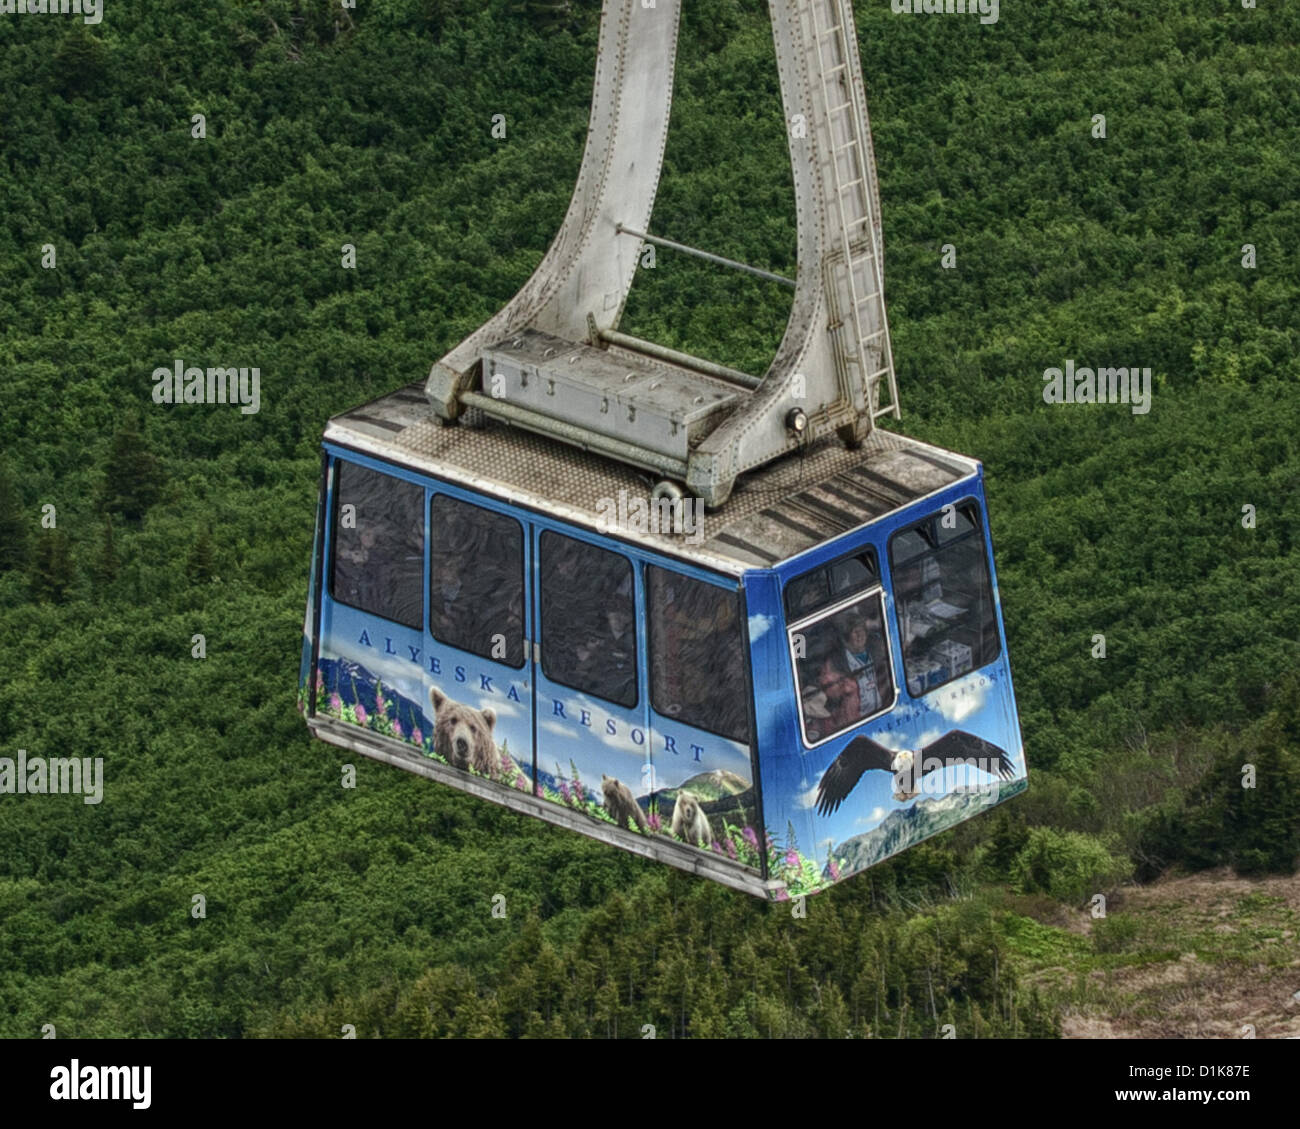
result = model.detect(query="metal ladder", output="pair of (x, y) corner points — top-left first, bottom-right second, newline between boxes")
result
(805, 0), (899, 421)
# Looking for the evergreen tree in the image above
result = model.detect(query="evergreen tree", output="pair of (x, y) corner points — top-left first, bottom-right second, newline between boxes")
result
(0, 464), (27, 573)
(99, 418), (165, 524)
(29, 531), (76, 604)
(53, 26), (108, 96)
(93, 514), (120, 585)
(511, 0), (571, 31)
(187, 527), (216, 583)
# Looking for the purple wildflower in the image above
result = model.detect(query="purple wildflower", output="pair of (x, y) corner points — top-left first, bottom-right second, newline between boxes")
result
(355, 704), (368, 726)
(574, 780), (586, 805)
(559, 780), (571, 803)
(743, 827), (759, 848)
(725, 838), (737, 860)
(785, 849), (799, 868)
(411, 728), (422, 746)
(392, 721), (404, 740)
(711, 840), (724, 854)
(828, 858), (841, 881)
(329, 694), (342, 714)
(647, 812), (662, 832)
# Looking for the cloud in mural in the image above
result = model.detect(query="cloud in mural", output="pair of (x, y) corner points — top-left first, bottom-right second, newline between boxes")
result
(796, 780), (822, 810)
(933, 673), (991, 724)
(484, 696), (524, 721)
(856, 805), (887, 828)
(748, 613), (774, 643)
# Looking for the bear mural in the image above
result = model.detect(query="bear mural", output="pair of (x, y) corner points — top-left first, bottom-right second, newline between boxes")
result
(428, 686), (529, 788)
(670, 788), (713, 847)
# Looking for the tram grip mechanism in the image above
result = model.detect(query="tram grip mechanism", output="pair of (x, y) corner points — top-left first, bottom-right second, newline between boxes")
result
(426, 0), (901, 508)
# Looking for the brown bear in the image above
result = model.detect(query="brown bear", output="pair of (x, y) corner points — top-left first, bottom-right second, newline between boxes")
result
(671, 788), (713, 847)
(601, 774), (647, 833)
(430, 686), (508, 780)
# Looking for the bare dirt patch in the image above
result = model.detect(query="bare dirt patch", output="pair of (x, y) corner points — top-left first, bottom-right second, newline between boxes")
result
(1050, 869), (1300, 1038)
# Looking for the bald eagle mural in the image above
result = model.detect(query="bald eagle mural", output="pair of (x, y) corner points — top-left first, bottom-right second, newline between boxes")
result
(816, 729), (1015, 815)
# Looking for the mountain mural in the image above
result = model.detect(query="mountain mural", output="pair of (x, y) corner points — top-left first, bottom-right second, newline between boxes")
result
(830, 778), (1029, 875)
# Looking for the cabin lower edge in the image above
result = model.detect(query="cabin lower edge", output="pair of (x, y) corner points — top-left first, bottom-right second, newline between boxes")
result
(306, 716), (785, 901)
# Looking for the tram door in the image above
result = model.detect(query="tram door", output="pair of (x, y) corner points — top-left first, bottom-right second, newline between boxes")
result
(424, 491), (534, 791)
(530, 527), (651, 828)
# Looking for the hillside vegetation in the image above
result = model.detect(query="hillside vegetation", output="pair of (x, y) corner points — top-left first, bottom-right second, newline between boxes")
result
(0, 0), (1296, 1037)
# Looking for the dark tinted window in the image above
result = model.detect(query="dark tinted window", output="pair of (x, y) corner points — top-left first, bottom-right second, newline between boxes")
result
(790, 592), (894, 745)
(784, 548), (879, 622)
(647, 567), (750, 744)
(889, 502), (1001, 697)
(429, 495), (525, 667)
(330, 461), (423, 629)
(540, 532), (637, 707)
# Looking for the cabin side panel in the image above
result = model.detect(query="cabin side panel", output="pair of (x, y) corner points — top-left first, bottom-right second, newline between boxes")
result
(314, 448), (536, 799)
(750, 476), (1028, 899)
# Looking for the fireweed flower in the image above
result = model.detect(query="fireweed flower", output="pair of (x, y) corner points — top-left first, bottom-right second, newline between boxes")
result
(785, 849), (799, 868)
(355, 705), (368, 726)
(328, 694), (342, 713)
(411, 728), (422, 746)
(743, 827), (759, 849)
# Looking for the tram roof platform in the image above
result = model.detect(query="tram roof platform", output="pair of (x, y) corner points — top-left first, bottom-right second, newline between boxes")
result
(324, 384), (979, 578)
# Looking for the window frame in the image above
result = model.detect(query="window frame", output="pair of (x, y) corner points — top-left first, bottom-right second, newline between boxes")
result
(328, 459), (425, 631)
(646, 564), (751, 745)
(538, 528), (640, 709)
(782, 544), (881, 623)
(887, 499), (1002, 699)
(427, 491), (528, 670)
(786, 584), (899, 750)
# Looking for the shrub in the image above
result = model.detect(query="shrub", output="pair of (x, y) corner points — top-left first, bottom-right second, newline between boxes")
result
(1010, 827), (1133, 905)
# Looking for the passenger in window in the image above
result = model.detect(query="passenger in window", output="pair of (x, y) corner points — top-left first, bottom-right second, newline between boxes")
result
(338, 526), (380, 608)
(430, 555), (462, 614)
(589, 605), (637, 703)
(816, 611), (882, 731)
(571, 571), (636, 702)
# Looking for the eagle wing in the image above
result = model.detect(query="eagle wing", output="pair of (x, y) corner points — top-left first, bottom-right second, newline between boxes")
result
(916, 730), (1015, 781)
(816, 736), (896, 816)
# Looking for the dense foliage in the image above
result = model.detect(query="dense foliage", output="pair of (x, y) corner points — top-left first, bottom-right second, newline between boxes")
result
(0, 0), (1296, 1037)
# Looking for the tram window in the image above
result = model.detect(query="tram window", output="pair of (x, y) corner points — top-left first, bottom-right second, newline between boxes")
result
(330, 461), (424, 629)
(647, 567), (751, 744)
(429, 495), (525, 668)
(540, 531), (637, 708)
(889, 503), (1001, 697)
(784, 548), (879, 621)
(790, 591), (894, 745)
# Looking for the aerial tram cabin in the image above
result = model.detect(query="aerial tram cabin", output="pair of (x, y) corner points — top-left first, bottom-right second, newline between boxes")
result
(297, 0), (1027, 900)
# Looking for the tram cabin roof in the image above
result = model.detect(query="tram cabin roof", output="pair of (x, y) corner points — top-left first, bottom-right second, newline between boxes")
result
(325, 384), (980, 577)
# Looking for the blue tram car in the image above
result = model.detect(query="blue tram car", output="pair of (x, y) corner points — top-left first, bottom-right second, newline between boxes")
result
(298, 389), (1027, 901)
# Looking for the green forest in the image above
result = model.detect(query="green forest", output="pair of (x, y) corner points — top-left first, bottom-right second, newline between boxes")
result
(1, 0), (1298, 1038)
